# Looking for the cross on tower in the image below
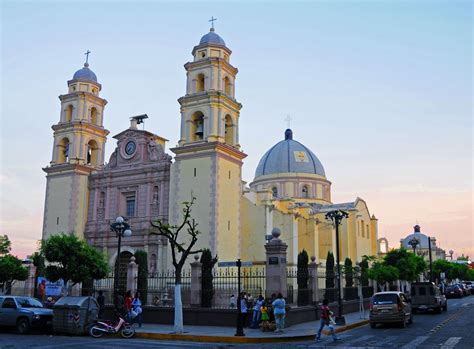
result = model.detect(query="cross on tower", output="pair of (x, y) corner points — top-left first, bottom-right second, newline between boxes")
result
(209, 16), (217, 29)
(284, 115), (293, 128)
(84, 50), (91, 64)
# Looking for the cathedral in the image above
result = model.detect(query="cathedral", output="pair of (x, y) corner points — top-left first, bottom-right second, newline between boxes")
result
(42, 26), (378, 272)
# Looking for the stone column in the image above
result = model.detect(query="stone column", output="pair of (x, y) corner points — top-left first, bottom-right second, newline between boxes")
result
(264, 228), (288, 298)
(190, 255), (202, 307)
(308, 256), (319, 304)
(127, 256), (138, 295)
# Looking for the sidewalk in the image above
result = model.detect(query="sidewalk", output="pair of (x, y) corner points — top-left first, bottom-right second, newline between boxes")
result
(134, 310), (369, 343)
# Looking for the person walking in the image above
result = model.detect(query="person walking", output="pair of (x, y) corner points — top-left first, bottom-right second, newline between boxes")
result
(251, 295), (264, 328)
(316, 299), (339, 342)
(96, 290), (105, 319)
(124, 290), (133, 322)
(272, 293), (286, 333)
(132, 292), (143, 328)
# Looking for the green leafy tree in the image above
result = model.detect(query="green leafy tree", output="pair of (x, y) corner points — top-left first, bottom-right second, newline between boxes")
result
(150, 197), (203, 333)
(0, 255), (28, 294)
(0, 235), (11, 256)
(359, 257), (369, 287)
(384, 248), (426, 282)
(41, 233), (109, 293)
(457, 255), (469, 261)
(134, 250), (148, 304)
(325, 251), (335, 289)
(344, 257), (354, 287)
(368, 261), (399, 291)
(297, 249), (309, 306)
(200, 248), (218, 308)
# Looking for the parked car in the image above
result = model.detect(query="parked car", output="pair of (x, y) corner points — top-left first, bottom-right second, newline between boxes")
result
(410, 282), (447, 313)
(445, 285), (463, 298)
(0, 296), (53, 334)
(464, 281), (474, 295)
(369, 291), (412, 328)
(455, 283), (470, 296)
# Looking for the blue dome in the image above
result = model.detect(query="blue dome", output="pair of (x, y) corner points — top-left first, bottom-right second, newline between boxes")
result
(254, 129), (326, 178)
(199, 28), (226, 46)
(72, 63), (97, 82)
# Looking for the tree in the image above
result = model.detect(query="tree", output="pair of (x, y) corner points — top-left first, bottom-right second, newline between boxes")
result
(41, 234), (109, 293)
(368, 261), (399, 291)
(344, 257), (353, 287)
(200, 248), (218, 308)
(359, 257), (369, 287)
(134, 250), (149, 304)
(297, 249), (309, 306)
(457, 255), (469, 261)
(0, 255), (28, 294)
(0, 235), (11, 256)
(150, 197), (202, 333)
(384, 248), (426, 282)
(324, 251), (335, 301)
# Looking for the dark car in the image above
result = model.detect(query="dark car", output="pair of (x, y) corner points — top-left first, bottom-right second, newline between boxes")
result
(445, 285), (463, 299)
(0, 296), (53, 333)
(410, 282), (447, 313)
(455, 283), (469, 296)
(369, 291), (412, 328)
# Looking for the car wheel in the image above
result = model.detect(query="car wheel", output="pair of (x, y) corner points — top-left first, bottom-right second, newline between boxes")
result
(443, 303), (448, 311)
(436, 306), (442, 314)
(408, 315), (413, 324)
(370, 322), (376, 329)
(16, 318), (30, 334)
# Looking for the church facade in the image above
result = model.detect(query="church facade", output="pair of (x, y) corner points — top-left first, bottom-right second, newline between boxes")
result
(42, 26), (378, 271)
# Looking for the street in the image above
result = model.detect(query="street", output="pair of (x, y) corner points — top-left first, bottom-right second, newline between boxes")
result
(0, 296), (473, 349)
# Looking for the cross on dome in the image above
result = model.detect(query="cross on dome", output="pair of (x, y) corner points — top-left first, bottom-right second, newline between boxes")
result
(209, 16), (217, 30)
(84, 50), (91, 65)
(284, 115), (293, 128)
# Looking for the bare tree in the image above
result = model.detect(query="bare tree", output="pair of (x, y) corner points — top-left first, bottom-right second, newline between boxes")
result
(150, 197), (202, 333)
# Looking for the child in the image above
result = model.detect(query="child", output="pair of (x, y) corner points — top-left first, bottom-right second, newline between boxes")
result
(259, 302), (270, 331)
(316, 299), (339, 342)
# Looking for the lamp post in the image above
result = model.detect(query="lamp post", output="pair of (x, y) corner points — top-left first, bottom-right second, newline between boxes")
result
(325, 209), (349, 326)
(428, 237), (435, 283)
(408, 237), (420, 254)
(449, 250), (454, 260)
(110, 216), (132, 307)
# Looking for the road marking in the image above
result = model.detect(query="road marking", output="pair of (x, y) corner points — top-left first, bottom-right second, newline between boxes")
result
(400, 335), (428, 349)
(440, 337), (462, 349)
(346, 334), (374, 344)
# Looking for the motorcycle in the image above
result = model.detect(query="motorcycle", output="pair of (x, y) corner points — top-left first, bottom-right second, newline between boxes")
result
(89, 314), (135, 338)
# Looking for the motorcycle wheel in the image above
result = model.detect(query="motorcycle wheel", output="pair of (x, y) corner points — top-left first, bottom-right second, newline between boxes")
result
(120, 325), (135, 338)
(89, 326), (105, 338)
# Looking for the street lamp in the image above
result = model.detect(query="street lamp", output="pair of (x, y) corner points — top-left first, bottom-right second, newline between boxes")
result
(325, 209), (349, 326)
(449, 250), (454, 260)
(428, 237), (435, 283)
(110, 216), (132, 306)
(408, 237), (420, 254)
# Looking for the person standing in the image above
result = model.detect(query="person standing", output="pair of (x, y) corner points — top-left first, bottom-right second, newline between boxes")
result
(316, 299), (339, 342)
(124, 290), (133, 322)
(238, 292), (248, 328)
(37, 280), (46, 303)
(251, 295), (264, 328)
(132, 292), (143, 328)
(229, 294), (236, 308)
(97, 290), (105, 319)
(272, 293), (286, 333)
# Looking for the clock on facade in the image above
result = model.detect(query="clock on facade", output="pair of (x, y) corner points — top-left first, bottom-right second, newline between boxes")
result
(125, 140), (136, 155)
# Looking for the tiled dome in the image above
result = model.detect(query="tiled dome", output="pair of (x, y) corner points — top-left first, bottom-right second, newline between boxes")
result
(199, 28), (226, 46)
(72, 63), (97, 82)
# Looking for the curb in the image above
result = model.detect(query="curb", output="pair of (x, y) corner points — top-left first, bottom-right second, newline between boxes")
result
(135, 320), (369, 343)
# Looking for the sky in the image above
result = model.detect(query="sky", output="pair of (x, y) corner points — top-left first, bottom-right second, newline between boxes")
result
(1, 1), (472, 259)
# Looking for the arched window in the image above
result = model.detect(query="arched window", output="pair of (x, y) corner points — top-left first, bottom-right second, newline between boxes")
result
(57, 138), (70, 163)
(86, 139), (99, 166)
(65, 105), (73, 122)
(190, 111), (204, 141)
(90, 107), (98, 125)
(223, 76), (231, 95)
(302, 185), (309, 198)
(272, 187), (278, 198)
(224, 115), (234, 145)
(196, 73), (205, 92)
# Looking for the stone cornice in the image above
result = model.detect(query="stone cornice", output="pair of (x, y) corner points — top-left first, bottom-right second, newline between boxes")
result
(59, 91), (107, 105)
(191, 43), (232, 56)
(171, 141), (247, 162)
(52, 121), (110, 138)
(112, 128), (168, 142)
(184, 57), (238, 75)
(43, 163), (94, 176)
(178, 91), (242, 110)
(249, 173), (332, 187)
(66, 78), (102, 90)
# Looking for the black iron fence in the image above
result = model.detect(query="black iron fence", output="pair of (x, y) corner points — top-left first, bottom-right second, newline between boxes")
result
(142, 270), (192, 307)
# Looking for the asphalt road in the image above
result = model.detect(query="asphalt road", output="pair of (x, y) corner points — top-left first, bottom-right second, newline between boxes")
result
(0, 296), (473, 349)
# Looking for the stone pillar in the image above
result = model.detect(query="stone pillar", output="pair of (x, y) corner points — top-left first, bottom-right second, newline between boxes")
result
(190, 255), (202, 307)
(127, 256), (138, 295)
(264, 228), (288, 298)
(308, 256), (319, 304)
(24, 264), (36, 297)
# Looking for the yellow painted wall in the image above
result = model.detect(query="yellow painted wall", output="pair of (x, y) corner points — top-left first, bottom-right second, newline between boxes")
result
(240, 196), (266, 262)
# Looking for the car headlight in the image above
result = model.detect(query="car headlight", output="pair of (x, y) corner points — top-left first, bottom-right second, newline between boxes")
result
(32, 314), (41, 320)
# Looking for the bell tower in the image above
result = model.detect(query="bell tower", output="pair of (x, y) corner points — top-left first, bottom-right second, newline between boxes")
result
(42, 52), (109, 239)
(170, 24), (246, 260)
